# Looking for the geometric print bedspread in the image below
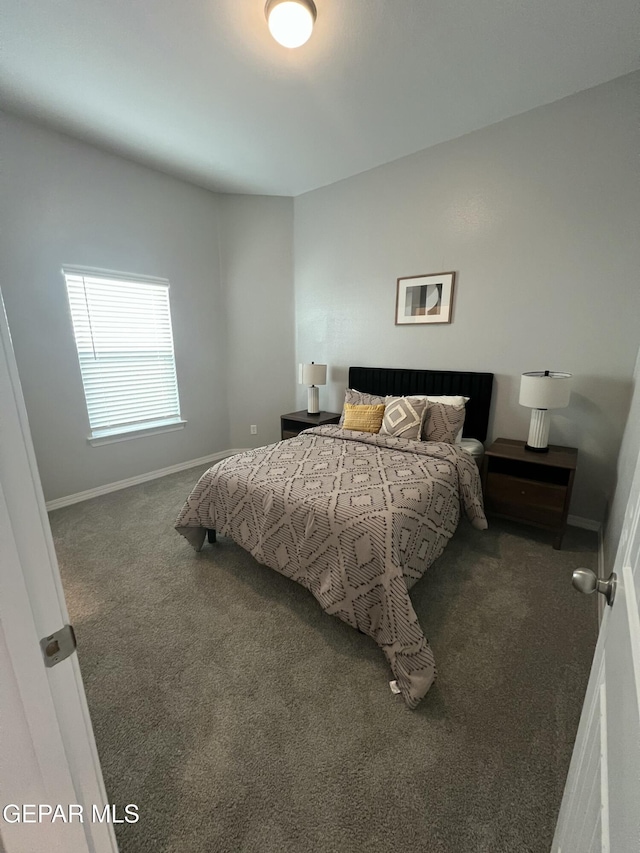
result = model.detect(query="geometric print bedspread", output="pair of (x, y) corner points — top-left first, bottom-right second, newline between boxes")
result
(175, 425), (487, 709)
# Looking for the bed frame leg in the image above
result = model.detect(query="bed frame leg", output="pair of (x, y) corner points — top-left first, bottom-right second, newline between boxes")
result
(207, 528), (217, 544)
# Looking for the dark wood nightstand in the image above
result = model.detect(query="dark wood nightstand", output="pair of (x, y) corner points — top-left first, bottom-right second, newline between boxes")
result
(280, 410), (341, 439)
(481, 437), (578, 549)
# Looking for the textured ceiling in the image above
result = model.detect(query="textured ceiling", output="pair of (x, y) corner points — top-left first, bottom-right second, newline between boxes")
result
(1, 0), (638, 196)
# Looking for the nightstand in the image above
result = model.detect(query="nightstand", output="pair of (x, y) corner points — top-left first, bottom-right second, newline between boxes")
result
(481, 437), (578, 549)
(280, 410), (341, 439)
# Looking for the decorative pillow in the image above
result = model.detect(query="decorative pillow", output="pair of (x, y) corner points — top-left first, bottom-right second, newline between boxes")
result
(338, 389), (386, 426)
(380, 396), (428, 440)
(342, 403), (386, 434)
(407, 394), (469, 442)
(424, 401), (466, 443)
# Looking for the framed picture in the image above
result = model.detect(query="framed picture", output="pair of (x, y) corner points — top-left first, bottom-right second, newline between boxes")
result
(395, 271), (456, 325)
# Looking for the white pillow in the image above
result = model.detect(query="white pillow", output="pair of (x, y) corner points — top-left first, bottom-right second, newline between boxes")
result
(424, 395), (470, 406)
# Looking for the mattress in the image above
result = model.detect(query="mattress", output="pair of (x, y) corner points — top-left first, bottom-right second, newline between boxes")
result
(459, 437), (485, 460)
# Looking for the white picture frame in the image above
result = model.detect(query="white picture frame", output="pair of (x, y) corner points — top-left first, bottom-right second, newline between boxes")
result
(395, 271), (456, 325)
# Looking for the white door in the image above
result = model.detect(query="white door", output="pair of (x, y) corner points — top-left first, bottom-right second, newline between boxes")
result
(0, 291), (117, 853)
(552, 445), (640, 851)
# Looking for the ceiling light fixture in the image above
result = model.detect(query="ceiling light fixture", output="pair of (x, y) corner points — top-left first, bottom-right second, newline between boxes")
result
(265, 0), (317, 48)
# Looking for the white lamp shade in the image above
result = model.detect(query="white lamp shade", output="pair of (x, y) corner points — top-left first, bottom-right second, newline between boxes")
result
(519, 372), (572, 409)
(301, 363), (327, 386)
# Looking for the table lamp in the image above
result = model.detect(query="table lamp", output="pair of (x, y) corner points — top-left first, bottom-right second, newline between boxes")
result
(519, 370), (572, 452)
(300, 362), (327, 415)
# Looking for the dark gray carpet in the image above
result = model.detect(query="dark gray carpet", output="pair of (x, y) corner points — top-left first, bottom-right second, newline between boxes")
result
(49, 465), (598, 853)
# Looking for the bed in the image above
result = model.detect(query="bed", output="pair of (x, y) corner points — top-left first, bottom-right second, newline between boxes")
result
(176, 366), (494, 708)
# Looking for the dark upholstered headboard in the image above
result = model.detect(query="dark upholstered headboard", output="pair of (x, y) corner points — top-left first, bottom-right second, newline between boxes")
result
(348, 366), (494, 443)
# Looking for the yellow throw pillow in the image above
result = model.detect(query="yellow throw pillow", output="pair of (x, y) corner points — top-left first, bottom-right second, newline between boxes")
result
(342, 403), (386, 434)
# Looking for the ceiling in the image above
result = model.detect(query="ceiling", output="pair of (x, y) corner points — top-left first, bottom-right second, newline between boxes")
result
(1, 0), (638, 196)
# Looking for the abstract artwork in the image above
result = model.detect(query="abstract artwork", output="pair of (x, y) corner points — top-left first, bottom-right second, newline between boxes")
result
(395, 272), (456, 325)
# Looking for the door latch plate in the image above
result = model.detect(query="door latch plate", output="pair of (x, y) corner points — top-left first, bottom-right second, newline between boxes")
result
(40, 624), (77, 668)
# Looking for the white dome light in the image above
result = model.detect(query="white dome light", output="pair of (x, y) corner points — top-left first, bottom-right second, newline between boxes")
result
(265, 0), (317, 49)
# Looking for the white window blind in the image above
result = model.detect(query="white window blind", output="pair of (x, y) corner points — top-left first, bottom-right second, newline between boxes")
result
(64, 269), (182, 440)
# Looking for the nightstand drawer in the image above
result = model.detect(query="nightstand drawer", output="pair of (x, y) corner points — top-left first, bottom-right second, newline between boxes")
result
(482, 438), (577, 549)
(281, 430), (299, 439)
(485, 473), (565, 526)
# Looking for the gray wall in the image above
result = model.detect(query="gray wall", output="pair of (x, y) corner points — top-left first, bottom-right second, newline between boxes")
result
(0, 113), (230, 501)
(2, 71), (639, 521)
(604, 344), (640, 568)
(219, 194), (295, 448)
(294, 72), (640, 523)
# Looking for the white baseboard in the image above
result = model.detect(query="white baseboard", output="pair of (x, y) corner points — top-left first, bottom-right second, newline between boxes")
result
(567, 514), (602, 532)
(45, 449), (249, 511)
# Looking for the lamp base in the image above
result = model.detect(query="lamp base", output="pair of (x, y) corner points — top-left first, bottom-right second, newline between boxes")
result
(307, 385), (319, 415)
(525, 407), (550, 452)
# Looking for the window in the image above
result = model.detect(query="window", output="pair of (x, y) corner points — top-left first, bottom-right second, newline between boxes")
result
(63, 268), (184, 444)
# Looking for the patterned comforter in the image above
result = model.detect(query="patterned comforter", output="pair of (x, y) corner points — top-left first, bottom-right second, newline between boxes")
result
(175, 426), (487, 708)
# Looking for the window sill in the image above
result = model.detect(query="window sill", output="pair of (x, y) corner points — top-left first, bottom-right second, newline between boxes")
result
(88, 419), (187, 446)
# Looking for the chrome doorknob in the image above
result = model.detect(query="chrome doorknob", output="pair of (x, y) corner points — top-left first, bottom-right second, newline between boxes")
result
(572, 568), (617, 606)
